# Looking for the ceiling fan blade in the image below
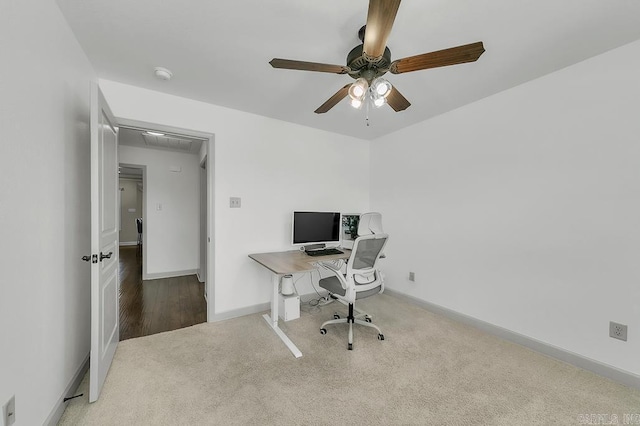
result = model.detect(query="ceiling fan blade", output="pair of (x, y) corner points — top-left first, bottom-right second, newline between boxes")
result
(363, 0), (402, 60)
(390, 41), (485, 74)
(314, 84), (351, 114)
(269, 58), (350, 74)
(386, 86), (411, 112)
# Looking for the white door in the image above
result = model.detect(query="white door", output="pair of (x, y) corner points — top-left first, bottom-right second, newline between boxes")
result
(89, 83), (119, 402)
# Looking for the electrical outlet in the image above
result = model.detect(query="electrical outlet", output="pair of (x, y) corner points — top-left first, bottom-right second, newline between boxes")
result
(229, 197), (241, 208)
(609, 321), (628, 342)
(3, 395), (15, 426)
(409, 272), (415, 282)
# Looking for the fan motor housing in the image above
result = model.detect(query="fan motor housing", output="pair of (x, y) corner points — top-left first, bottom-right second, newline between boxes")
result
(346, 44), (392, 80)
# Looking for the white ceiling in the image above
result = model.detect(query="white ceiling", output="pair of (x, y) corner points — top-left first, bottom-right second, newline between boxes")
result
(56, 0), (640, 140)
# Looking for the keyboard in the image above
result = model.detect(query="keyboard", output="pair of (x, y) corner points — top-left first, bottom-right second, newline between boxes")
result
(306, 248), (344, 257)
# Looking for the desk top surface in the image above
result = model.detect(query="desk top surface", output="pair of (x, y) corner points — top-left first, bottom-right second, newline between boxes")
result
(248, 249), (350, 275)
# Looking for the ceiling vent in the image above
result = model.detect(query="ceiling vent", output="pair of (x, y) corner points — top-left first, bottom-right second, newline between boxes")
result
(141, 133), (193, 152)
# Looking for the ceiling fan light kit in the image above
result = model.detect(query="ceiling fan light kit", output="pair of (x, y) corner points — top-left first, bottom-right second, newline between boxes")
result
(347, 76), (392, 111)
(269, 0), (485, 122)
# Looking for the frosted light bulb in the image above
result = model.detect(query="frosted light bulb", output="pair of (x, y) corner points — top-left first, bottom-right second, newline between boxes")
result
(348, 78), (369, 101)
(372, 77), (392, 98)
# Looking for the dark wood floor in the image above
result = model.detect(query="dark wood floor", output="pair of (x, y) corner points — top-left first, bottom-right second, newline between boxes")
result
(119, 246), (207, 341)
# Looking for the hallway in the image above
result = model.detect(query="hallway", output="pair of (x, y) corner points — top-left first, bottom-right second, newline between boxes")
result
(118, 246), (207, 341)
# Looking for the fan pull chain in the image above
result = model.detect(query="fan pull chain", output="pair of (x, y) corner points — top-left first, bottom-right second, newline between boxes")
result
(365, 97), (371, 127)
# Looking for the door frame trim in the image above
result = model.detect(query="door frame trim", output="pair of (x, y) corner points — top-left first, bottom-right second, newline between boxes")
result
(115, 117), (216, 322)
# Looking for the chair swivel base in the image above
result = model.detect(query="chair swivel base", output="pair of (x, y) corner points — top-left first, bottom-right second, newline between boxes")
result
(319, 303), (384, 350)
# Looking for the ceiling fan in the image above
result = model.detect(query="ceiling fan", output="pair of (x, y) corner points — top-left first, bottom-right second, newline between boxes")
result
(269, 0), (485, 114)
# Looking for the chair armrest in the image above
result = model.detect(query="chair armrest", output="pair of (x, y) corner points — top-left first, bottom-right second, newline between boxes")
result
(319, 260), (349, 289)
(319, 260), (343, 273)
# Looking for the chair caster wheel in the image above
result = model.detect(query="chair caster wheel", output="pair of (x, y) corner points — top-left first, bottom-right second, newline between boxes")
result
(378, 334), (385, 341)
(333, 314), (340, 319)
(365, 317), (372, 323)
(348, 343), (353, 350)
(320, 328), (327, 335)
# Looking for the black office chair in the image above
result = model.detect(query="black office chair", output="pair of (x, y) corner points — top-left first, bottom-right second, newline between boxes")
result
(135, 218), (142, 256)
(318, 233), (388, 350)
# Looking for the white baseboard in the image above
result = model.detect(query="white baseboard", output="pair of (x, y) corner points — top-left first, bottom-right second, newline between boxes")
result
(45, 353), (90, 426)
(119, 241), (137, 247)
(143, 269), (198, 280)
(210, 302), (270, 322)
(196, 271), (205, 283)
(384, 288), (640, 390)
(208, 291), (328, 323)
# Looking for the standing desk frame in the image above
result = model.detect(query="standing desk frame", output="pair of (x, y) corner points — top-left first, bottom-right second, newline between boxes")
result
(248, 249), (350, 358)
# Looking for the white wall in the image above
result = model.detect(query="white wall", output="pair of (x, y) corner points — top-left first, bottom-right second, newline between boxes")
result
(119, 146), (201, 278)
(371, 40), (640, 376)
(99, 80), (370, 316)
(0, 0), (95, 424)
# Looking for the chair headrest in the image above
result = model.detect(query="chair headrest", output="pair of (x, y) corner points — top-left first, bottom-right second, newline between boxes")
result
(357, 212), (383, 236)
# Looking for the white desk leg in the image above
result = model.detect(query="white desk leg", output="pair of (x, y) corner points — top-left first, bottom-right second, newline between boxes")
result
(262, 273), (302, 358)
(271, 273), (279, 327)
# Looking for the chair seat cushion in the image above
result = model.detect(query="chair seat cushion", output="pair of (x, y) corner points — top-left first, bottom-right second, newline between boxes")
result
(318, 276), (381, 299)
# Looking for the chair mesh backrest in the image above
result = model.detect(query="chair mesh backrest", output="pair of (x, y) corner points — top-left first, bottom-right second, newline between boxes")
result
(352, 235), (387, 270)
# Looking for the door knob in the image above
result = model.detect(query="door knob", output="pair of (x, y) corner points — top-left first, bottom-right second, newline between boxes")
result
(81, 255), (91, 262)
(100, 251), (113, 261)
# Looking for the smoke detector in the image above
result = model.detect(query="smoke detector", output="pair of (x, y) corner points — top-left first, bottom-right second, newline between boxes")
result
(154, 67), (173, 81)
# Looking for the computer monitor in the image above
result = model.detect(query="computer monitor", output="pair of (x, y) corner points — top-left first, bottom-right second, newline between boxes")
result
(291, 211), (341, 247)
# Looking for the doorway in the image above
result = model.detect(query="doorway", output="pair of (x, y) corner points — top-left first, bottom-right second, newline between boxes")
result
(116, 122), (214, 340)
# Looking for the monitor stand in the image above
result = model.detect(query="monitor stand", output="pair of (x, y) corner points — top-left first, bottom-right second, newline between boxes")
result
(303, 243), (325, 253)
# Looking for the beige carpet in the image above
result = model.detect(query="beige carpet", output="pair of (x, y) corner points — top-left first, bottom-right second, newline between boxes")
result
(59, 294), (639, 425)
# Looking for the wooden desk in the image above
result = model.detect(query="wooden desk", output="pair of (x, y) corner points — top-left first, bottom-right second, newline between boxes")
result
(248, 249), (350, 358)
